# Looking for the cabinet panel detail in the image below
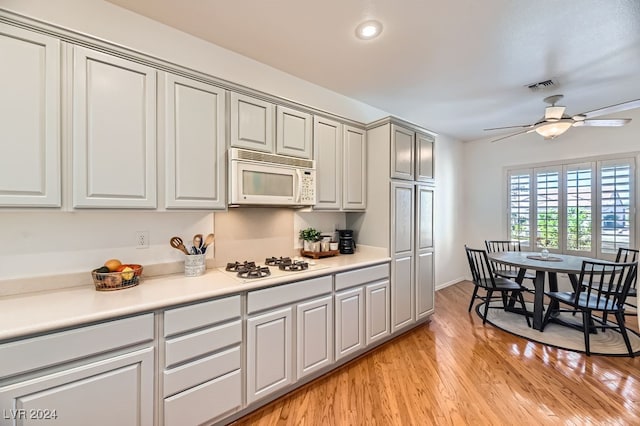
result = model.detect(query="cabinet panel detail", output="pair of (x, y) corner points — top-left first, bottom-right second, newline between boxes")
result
(73, 46), (157, 208)
(366, 280), (391, 344)
(335, 287), (365, 360)
(313, 116), (342, 209)
(342, 125), (367, 210)
(0, 314), (153, 379)
(164, 320), (241, 368)
(415, 132), (434, 182)
(0, 347), (154, 426)
(246, 307), (292, 403)
(391, 183), (415, 256)
(164, 73), (226, 209)
(392, 255), (415, 331)
(0, 24), (60, 206)
(230, 92), (274, 152)
(416, 251), (435, 318)
(296, 296), (333, 378)
(163, 295), (241, 337)
(275, 105), (312, 159)
(417, 186), (434, 250)
(391, 125), (415, 180)
(164, 369), (241, 426)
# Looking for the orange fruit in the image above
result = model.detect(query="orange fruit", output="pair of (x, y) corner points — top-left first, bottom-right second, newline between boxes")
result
(104, 259), (122, 272)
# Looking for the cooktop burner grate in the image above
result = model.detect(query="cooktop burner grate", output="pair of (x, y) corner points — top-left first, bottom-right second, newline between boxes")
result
(226, 261), (256, 272)
(278, 260), (309, 271)
(265, 256), (292, 266)
(237, 266), (271, 279)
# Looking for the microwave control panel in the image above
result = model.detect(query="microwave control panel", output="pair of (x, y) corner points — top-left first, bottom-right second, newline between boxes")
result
(300, 171), (315, 204)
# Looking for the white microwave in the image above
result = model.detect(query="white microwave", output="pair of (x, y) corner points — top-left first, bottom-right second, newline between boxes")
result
(229, 148), (316, 206)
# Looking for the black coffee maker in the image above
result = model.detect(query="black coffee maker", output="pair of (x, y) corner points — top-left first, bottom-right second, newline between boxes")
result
(337, 229), (356, 254)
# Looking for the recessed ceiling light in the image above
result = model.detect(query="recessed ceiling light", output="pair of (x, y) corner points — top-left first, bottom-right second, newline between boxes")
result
(355, 20), (383, 40)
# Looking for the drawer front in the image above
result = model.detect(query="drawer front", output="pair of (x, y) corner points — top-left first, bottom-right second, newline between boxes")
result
(0, 314), (154, 379)
(163, 345), (240, 397)
(247, 275), (332, 314)
(164, 295), (241, 337)
(335, 263), (390, 291)
(165, 320), (241, 368)
(164, 369), (241, 426)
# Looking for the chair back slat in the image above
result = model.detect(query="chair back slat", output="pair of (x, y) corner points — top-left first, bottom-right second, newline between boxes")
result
(576, 260), (638, 308)
(616, 248), (638, 293)
(465, 246), (497, 288)
(485, 240), (522, 253)
(485, 240), (523, 275)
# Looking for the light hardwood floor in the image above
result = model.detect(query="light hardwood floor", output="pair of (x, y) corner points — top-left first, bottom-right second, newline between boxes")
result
(232, 281), (640, 425)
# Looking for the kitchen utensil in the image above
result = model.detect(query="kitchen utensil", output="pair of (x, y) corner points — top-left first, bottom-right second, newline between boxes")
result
(201, 233), (215, 253)
(193, 234), (203, 254)
(170, 236), (190, 255)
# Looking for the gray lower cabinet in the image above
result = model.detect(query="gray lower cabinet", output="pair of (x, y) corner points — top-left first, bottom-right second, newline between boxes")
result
(0, 314), (154, 426)
(335, 264), (390, 360)
(246, 275), (333, 404)
(162, 295), (242, 425)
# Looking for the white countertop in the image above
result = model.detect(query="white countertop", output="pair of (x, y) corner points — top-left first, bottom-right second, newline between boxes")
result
(0, 247), (390, 341)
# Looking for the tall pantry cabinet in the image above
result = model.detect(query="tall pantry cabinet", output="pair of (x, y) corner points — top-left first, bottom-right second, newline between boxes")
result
(350, 118), (435, 332)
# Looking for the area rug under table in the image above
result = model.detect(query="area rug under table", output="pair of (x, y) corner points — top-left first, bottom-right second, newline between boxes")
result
(477, 302), (640, 356)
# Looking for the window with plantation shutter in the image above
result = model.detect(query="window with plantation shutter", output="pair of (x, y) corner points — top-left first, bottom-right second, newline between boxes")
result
(508, 170), (532, 247)
(565, 163), (594, 254)
(535, 168), (560, 250)
(506, 155), (636, 258)
(599, 160), (634, 255)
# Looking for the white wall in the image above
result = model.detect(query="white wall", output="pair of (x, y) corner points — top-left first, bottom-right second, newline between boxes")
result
(0, 0), (468, 295)
(0, 0), (388, 124)
(434, 133), (467, 289)
(462, 107), (640, 252)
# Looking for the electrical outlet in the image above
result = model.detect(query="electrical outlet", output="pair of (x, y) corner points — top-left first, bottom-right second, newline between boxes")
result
(136, 231), (149, 249)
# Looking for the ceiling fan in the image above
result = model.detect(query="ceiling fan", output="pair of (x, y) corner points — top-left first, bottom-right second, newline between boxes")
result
(485, 95), (640, 143)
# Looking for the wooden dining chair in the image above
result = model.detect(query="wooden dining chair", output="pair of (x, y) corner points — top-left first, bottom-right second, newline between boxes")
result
(465, 245), (531, 327)
(541, 260), (637, 357)
(485, 240), (535, 291)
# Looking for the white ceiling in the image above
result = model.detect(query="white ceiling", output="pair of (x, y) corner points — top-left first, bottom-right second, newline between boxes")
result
(106, 0), (640, 141)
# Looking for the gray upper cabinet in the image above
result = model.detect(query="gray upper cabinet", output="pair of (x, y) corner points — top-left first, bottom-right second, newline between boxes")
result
(162, 73), (226, 209)
(276, 105), (312, 159)
(415, 132), (434, 182)
(342, 125), (367, 210)
(72, 46), (157, 208)
(230, 93), (313, 159)
(230, 92), (275, 153)
(390, 123), (435, 183)
(0, 24), (61, 207)
(390, 124), (415, 180)
(313, 116), (342, 210)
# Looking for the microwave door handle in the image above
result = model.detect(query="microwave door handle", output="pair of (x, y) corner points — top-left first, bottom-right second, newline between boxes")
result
(295, 169), (302, 204)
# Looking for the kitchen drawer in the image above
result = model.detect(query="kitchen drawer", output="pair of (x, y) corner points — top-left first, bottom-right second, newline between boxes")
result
(335, 263), (390, 291)
(165, 320), (241, 368)
(164, 369), (241, 426)
(163, 345), (240, 397)
(247, 275), (332, 314)
(0, 314), (153, 379)
(164, 295), (241, 337)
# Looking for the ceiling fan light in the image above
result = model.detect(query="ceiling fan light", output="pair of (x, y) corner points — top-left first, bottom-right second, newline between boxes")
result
(535, 120), (573, 139)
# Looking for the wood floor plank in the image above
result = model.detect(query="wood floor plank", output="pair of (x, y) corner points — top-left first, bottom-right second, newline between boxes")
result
(232, 282), (640, 425)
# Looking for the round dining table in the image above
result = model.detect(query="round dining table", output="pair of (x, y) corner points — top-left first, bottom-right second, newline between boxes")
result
(487, 251), (604, 331)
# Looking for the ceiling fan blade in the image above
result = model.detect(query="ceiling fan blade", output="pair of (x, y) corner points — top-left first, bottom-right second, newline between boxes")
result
(572, 118), (631, 127)
(484, 124), (533, 131)
(545, 106), (565, 120)
(490, 128), (534, 143)
(576, 99), (640, 119)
